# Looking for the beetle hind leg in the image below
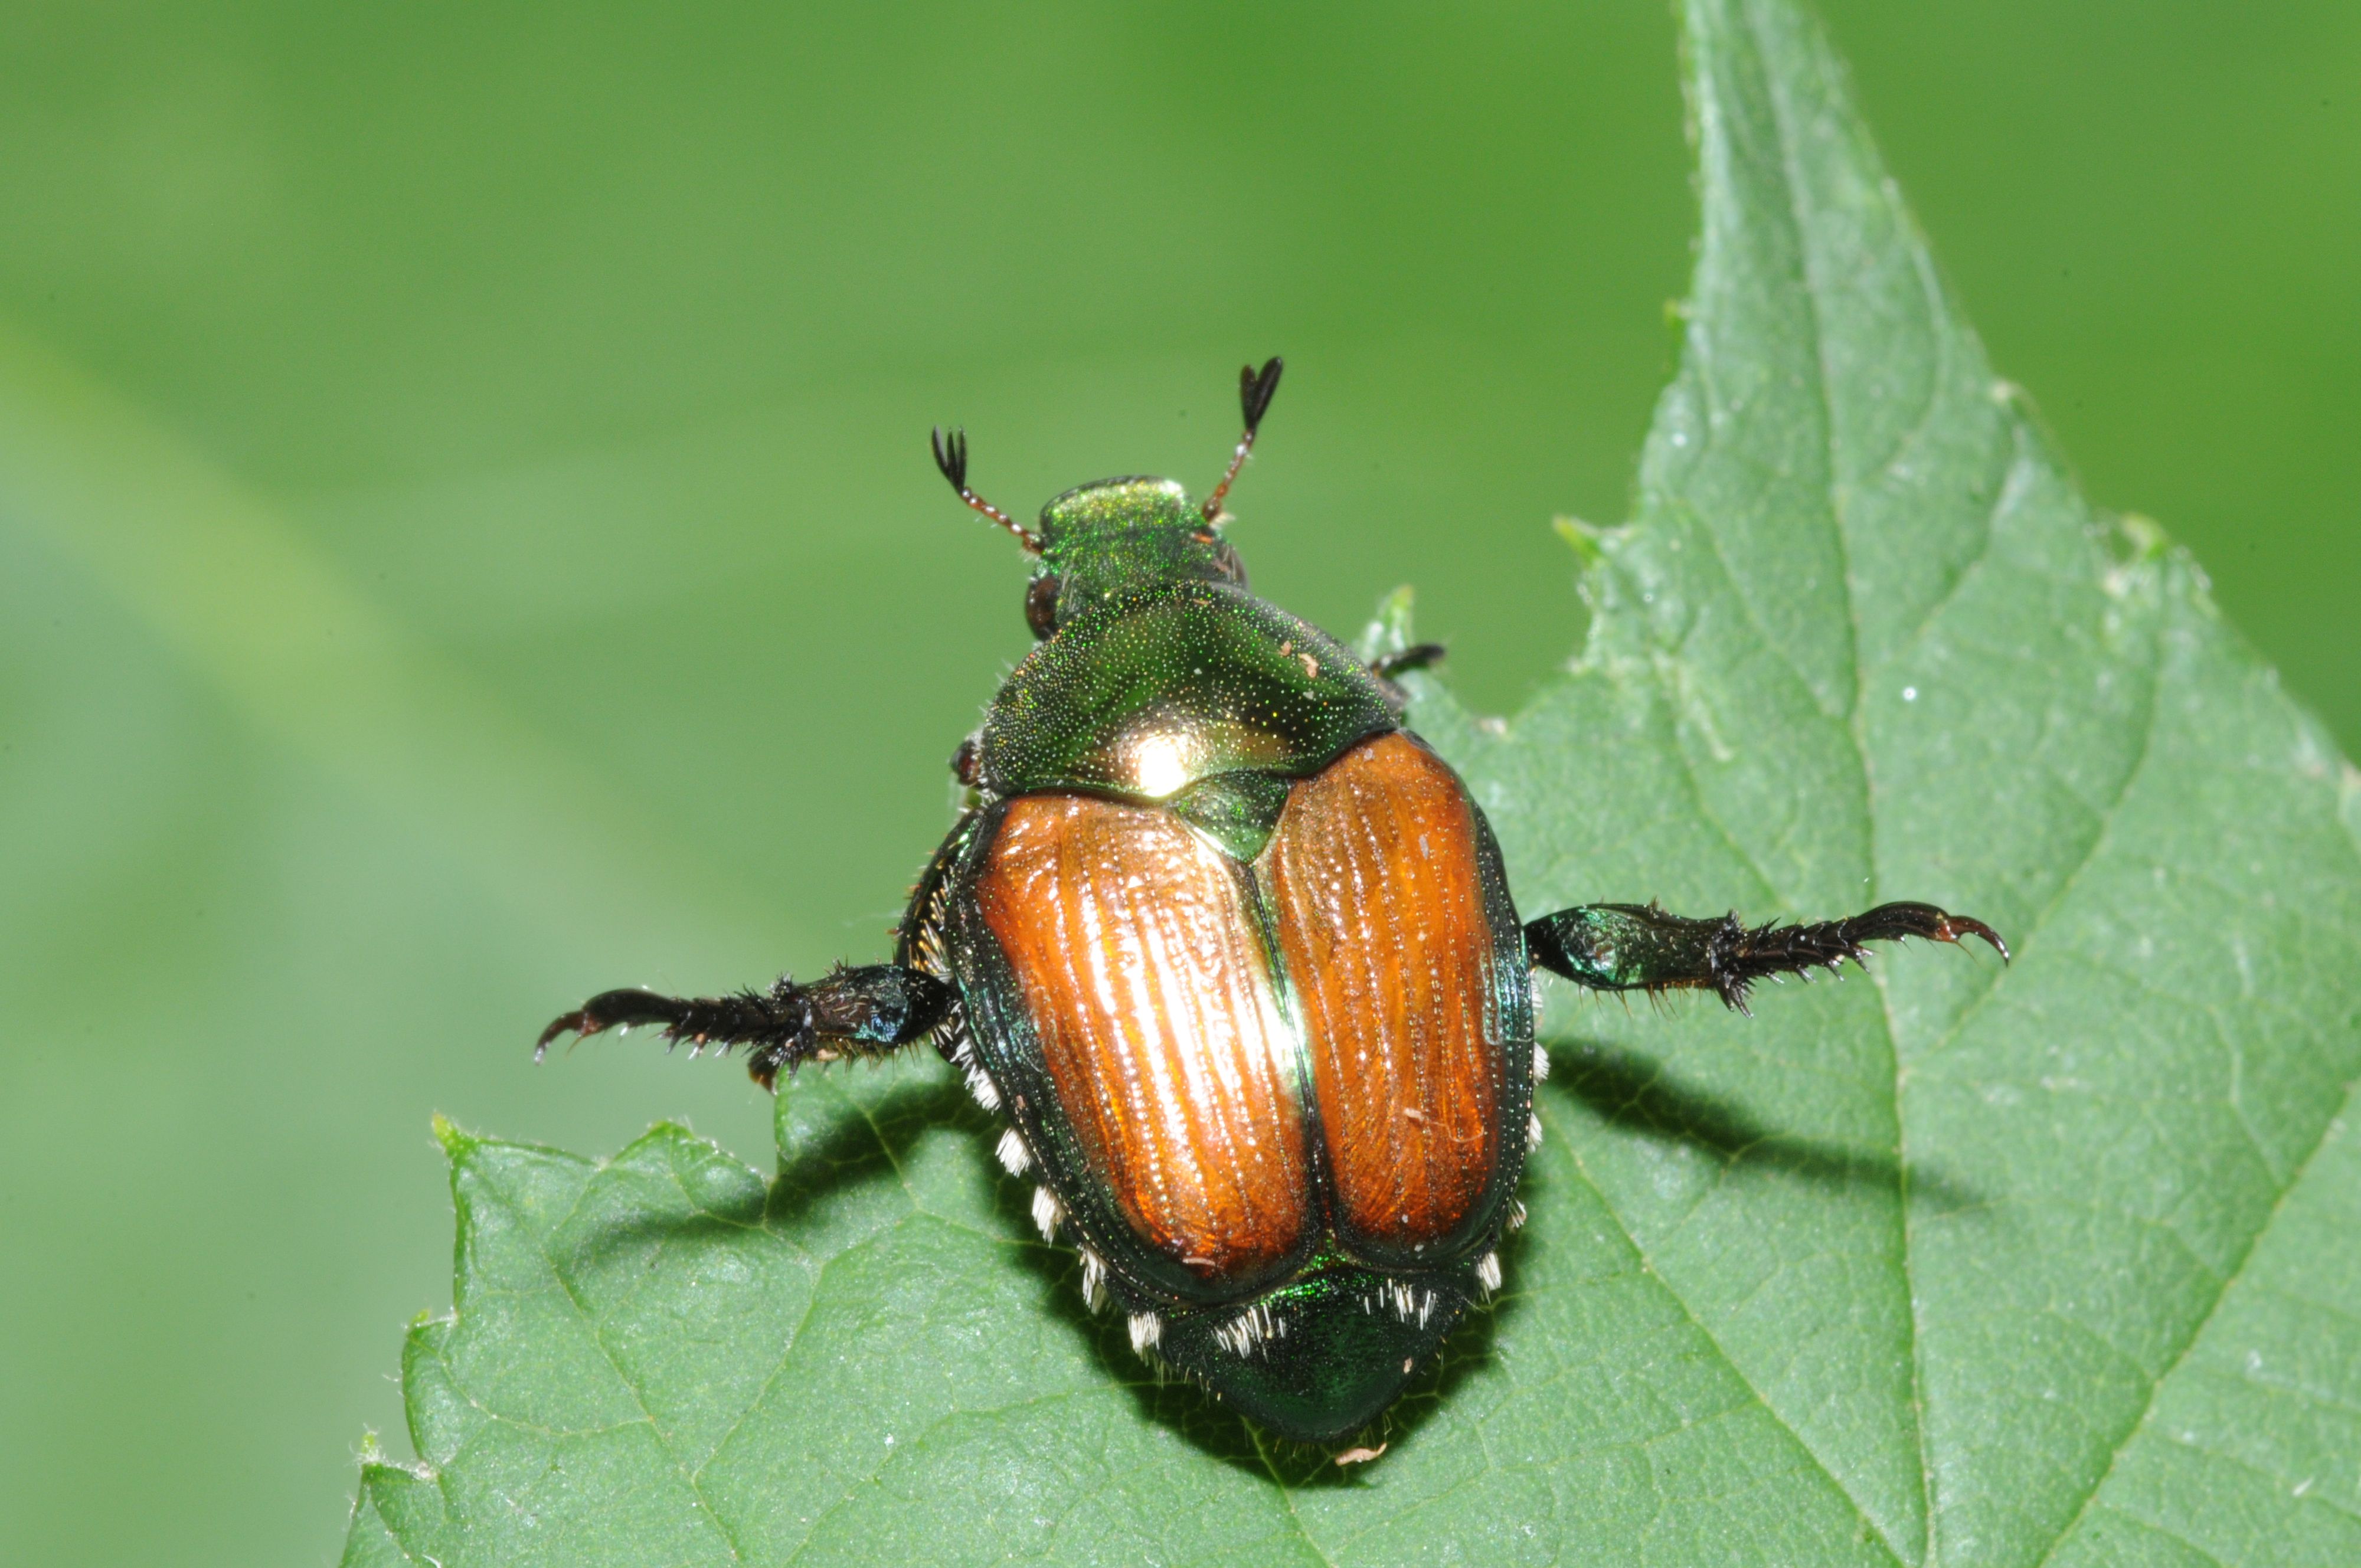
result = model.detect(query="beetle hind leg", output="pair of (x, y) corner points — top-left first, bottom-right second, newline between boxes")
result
(1525, 899), (2005, 1014)
(537, 963), (954, 1089)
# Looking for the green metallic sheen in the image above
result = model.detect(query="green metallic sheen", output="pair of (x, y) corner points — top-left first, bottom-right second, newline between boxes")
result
(1166, 770), (1295, 863)
(1526, 904), (1676, 990)
(975, 580), (1397, 800)
(1156, 1265), (1470, 1443)
(1034, 477), (1242, 627)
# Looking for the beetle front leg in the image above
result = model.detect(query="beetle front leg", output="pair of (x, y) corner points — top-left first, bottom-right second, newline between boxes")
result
(1367, 641), (1446, 682)
(536, 963), (954, 1089)
(1366, 642), (1447, 711)
(1525, 899), (2005, 1014)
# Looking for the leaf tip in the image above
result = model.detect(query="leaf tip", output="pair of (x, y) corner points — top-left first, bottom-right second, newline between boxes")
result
(1552, 513), (1611, 572)
(1356, 585), (1418, 662)
(2110, 512), (2171, 567)
(430, 1112), (471, 1158)
(353, 1429), (437, 1485)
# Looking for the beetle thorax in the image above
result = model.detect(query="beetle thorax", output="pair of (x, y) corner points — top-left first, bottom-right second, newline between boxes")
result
(1033, 477), (1245, 630)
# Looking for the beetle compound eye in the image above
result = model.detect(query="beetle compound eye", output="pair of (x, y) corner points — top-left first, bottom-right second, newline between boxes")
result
(1209, 538), (1249, 590)
(1025, 575), (1061, 639)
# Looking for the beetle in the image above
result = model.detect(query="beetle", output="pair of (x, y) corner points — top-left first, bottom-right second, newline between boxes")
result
(538, 357), (2005, 1446)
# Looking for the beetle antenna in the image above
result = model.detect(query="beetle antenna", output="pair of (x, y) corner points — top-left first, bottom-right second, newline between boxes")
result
(1202, 355), (1283, 523)
(931, 426), (1040, 552)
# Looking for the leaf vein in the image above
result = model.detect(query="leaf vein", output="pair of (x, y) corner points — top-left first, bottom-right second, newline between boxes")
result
(2032, 1071), (2361, 1566)
(1911, 588), (2167, 1070)
(1561, 1118), (1909, 1566)
(532, 1166), (750, 1564)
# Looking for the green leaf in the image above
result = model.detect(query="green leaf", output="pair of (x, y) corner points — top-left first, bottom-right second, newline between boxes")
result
(348, 0), (2361, 1562)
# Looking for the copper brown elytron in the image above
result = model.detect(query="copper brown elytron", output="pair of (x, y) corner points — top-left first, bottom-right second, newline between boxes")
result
(1270, 734), (1503, 1258)
(977, 794), (1313, 1288)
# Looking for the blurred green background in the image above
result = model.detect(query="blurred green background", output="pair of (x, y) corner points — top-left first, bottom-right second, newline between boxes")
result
(1, 2), (2353, 1562)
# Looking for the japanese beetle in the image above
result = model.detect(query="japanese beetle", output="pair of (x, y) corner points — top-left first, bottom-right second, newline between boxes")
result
(538, 358), (2005, 1447)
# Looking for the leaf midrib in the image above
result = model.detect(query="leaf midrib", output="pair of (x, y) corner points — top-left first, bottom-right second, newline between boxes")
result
(1681, 4), (2121, 1559)
(1678, 5), (1932, 1559)
(1701, 14), (2361, 1568)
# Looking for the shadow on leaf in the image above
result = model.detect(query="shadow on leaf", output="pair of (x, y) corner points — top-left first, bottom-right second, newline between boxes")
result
(538, 1068), (983, 1262)
(1545, 1037), (1979, 1210)
(767, 1066), (982, 1224)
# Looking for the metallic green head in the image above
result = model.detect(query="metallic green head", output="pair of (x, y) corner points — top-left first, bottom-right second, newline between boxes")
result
(931, 356), (1284, 639)
(1032, 476), (1246, 628)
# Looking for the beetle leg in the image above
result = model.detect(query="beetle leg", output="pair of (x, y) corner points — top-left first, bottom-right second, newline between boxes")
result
(1367, 641), (1447, 682)
(535, 963), (954, 1090)
(1524, 899), (2006, 1014)
(1367, 642), (1447, 711)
